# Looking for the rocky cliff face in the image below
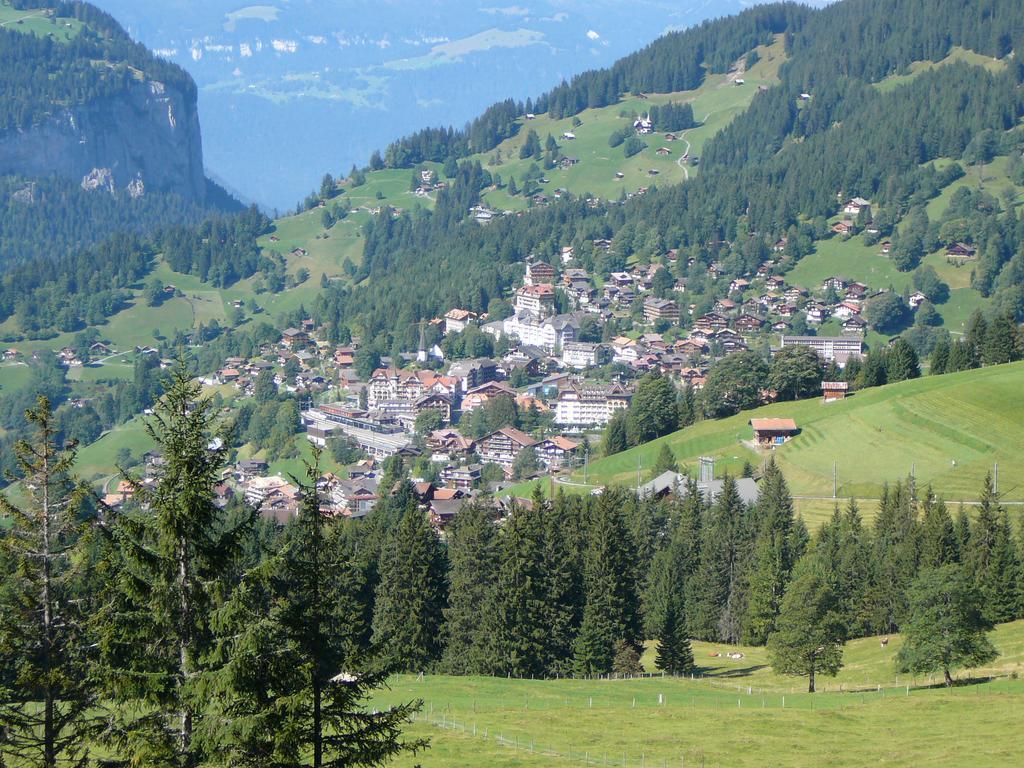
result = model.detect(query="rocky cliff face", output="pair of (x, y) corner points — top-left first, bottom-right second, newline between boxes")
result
(0, 77), (205, 202)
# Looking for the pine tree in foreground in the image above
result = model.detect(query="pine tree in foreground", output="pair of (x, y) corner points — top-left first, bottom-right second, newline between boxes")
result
(209, 451), (424, 767)
(896, 564), (998, 686)
(94, 359), (250, 766)
(0, 397), (100, 768)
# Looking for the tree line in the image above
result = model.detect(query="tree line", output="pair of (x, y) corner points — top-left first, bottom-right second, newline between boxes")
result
(3, 361), (1022, 763)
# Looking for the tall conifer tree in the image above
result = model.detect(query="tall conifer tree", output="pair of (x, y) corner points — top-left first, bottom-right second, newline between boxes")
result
(208, 454), (422, 767)
(743, 459), (796, 644)
(372, 501), (447, 672)
(442, 500), (499, 675)
(574, 490), (641, 676)
(0, 397), (100, 768)
(95, 360), (248, 767)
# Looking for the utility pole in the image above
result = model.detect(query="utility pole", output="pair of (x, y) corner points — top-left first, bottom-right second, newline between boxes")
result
(832, 460), (837, 499)
(994, 462), (999, 494)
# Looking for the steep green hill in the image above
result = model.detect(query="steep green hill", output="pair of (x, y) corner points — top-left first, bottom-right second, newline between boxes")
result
(573, 362), (1024, 505)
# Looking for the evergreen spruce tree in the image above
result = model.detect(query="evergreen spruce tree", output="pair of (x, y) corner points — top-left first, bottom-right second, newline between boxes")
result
(767, 555), (845, 693)
(867, 481), (919, 633)
(945, 340), (974, 372)
(966, 473), (1012, 622)
(677, 383), (697, 428)
(654, 594), (695, 675)
(541, 491), (584, 675)
(964, 310), (988, 364)
(493, 500), (552, 677)
(886, 338), (920, 382)
(642, 483), (700, 638)
(929, 335), (950, 374)
(652, 443), (678, 476)
(955, 504), (972, 556)
(441, 501), (498, 674)
(982, 311), (1021, 365)
(743, 459), (796, 645)
(602, 410), (628, 456)
(573, 490), (641, 676)
(919, 488), (958, 569)
(688, 476), (749, 642)
(897, 565), (998, 686)
(95, 360), (249, 767)
(0, 397), (100, 768)
(986, 511), (1022, 622)
(372, 500), (447, 672)
(209, 453), (423, 767)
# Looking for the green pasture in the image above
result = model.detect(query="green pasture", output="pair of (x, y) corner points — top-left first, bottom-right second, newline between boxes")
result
(0, 2), (84, 41)
(373, 621), (1024, 767)
(875, 46), (1008, 94)
(568, 362), (1024, 504)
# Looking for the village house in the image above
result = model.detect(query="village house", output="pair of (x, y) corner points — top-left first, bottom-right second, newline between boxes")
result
(427, 429), (476, 461)
(841, 316), (868, 336)
(831, 220), (854, 236)
(750, 418), (799, 447)
(562, 341), (605, 369)
(909, 291), (929, 309)
(945, 242), (978, 263)
(842, 197), (871, 216)
(281, 328), (310, 350)
(644, 297), (680, 325)
(447, 358), (500, 392)
(535, 436), (581, 470)
(444, 308), (477, 334)
(822, 381), (849, 402)
(460, 381), (516, 412)
(441, 464), (483, 490)
(524, 260), (557, 286)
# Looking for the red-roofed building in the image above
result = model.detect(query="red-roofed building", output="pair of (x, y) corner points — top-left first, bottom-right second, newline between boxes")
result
(749, 418), (799, 446)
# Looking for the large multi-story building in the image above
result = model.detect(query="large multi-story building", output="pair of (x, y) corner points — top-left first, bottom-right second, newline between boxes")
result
(502, 312), (579, 352)
(303, 405), (412, 458)
(554, 382), (632, 428)
(475, 427), (537, 469)
(524, 261), (557, 286)
(643, 297), (680, 325)
(779, 335), (864, 366)
(514, 283), (557, 317)
(366, 367), (458, 408)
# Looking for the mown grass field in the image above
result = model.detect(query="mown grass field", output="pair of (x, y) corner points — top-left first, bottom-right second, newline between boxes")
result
(0, 2), (84, 41)
(371, 621), (1024, 768)
(544, 363), (1024, 520)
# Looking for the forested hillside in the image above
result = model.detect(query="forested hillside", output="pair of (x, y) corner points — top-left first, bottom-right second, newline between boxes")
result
(309, 0), (1024, 354)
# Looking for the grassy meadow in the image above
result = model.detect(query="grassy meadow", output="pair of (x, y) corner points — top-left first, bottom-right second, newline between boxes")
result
(0, 2), (84, 41)
(371, 620), (1024, 768)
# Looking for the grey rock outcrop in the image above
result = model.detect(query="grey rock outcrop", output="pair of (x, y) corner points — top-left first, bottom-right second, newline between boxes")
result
(0, 78), (205, 202)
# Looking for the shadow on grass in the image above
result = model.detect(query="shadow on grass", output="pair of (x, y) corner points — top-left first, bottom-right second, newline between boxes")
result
(698, 664), (769, 679)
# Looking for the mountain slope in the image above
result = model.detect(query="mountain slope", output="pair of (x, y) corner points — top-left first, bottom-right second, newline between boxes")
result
(575, 362), (1024, 502)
